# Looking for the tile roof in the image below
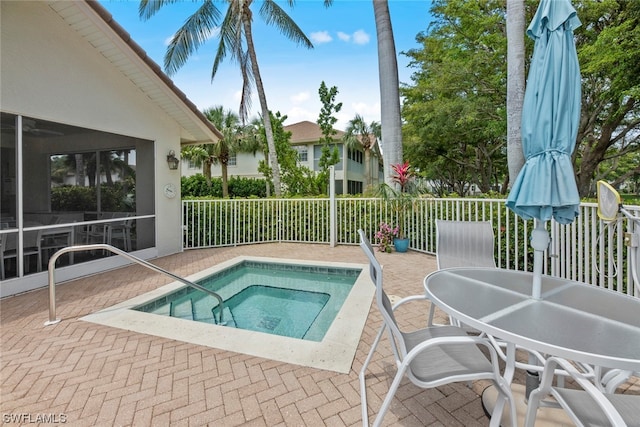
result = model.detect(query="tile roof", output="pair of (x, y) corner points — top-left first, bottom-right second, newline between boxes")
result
(284, 121), (346, 143)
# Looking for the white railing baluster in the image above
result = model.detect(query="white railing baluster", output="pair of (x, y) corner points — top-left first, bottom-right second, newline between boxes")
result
(181, 198), (638, 295)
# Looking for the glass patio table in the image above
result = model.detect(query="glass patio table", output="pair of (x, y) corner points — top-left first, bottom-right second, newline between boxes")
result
(424, 267), (640, 422)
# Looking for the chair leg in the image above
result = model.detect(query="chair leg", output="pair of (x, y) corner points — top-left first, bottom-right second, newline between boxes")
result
(360, 324), (387, 427)
(524, 388), (544, 427)
(371, 362), (410, 427)
(490, 378), (517, 427)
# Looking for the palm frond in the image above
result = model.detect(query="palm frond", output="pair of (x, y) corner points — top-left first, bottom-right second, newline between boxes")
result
(164, 0), (221, 75)
(180, 146), (209, 167)
(138, 0), (182, 21)
(259, 0), (313, 49)
(212, 6), (243, 79)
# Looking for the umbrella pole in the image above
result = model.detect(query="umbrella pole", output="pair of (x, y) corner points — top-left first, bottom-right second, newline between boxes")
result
(530, 221), (550, 299)
(526, 221), (551, 399)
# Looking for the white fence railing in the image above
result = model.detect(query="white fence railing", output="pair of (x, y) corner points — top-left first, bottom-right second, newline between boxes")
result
(182, 198), (639, 296)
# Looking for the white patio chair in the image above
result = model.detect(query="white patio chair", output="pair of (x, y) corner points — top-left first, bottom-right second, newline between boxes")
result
(525, 357), (640, 427)
(436, 220), (497, 269)
(434, 220), (497, 327)
(594, 366), (638, 394)
(435, 220), (598, 393)
(357, 229), (516, 427)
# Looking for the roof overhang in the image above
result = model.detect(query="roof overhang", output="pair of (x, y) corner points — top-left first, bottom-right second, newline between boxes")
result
(47, 0), (222, 145)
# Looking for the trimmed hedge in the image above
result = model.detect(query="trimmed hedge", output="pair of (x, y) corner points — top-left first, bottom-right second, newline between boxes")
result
(181, 175), (267, 198)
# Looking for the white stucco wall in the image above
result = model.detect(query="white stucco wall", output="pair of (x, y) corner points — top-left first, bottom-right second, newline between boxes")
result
(1, 2), (189, 294)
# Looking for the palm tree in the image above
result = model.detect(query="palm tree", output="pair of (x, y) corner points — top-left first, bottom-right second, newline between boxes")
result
(506, 0), (526, 189)
(180, 144), (214, 185)
(343, 114), (381, 190)
(373, 0), (403, 187)
(139, 0), (323, 197)
(181, 106), (250, 197)
(205, 106), (241, 197)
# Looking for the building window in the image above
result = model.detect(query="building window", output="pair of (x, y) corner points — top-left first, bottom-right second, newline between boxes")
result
(188, 159), (198, 169)
(348, 148), (363, 164)
(347, 180), (363, 194)
(228, 153), (237, 166)
(295, 146), (308, 162)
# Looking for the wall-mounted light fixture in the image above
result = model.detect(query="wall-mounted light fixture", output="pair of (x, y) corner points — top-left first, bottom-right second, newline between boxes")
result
(167, 150), (180, 170)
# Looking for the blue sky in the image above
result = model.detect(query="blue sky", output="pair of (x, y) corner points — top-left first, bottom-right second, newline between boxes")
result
(99, 1), (433, 130)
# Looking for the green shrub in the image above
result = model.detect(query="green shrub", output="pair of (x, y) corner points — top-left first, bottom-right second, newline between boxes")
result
(181, 175), (267, 198)
(228, 177), (267, 198)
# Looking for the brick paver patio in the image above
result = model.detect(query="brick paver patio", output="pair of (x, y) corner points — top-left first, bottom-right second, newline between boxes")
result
(1, 243), (638, 426)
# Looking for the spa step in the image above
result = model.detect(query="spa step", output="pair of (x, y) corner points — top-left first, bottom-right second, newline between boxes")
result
(169, 298), (195, 321)
(202, 306), (235, 327)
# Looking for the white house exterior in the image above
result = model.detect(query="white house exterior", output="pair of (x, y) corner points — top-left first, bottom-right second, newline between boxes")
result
(0, 1), (221, 296)
(182, 121), (383, 194)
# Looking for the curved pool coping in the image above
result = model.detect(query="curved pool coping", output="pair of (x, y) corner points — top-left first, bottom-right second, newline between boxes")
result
(80, 256), (374, 374)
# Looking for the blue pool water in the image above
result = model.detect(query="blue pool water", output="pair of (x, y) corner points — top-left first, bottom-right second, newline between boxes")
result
(134, 260), (360, 341)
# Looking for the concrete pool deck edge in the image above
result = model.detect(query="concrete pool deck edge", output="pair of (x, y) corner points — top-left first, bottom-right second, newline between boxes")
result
(80, 256), (374, 374)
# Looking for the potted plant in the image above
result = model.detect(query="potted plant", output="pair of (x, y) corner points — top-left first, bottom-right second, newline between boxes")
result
(379, 162), (416, 253)
(375, 222), (399, 253)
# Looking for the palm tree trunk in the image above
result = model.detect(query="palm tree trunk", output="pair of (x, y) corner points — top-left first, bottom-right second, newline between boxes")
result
(506, 0), (526, 187)
(364, 148), (372, 190)
(221, 162), (229, 197)
(373, 0), (402, 187)
(204, 162), (212, 187)
(242, 12), (282, 197)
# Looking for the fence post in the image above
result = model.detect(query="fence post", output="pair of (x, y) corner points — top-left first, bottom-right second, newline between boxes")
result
(329, 166), (336, 247)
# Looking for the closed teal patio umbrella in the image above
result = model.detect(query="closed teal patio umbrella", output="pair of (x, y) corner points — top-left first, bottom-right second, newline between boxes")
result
(506, 0), (582, 299)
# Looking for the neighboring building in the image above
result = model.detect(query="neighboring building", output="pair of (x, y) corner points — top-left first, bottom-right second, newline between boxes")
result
(182, 120), (384, 195)
(0, 1), (222, 297)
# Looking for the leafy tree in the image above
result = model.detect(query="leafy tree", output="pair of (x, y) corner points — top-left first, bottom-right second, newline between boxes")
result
(573, 0), (640, 196)
(256, 112), (316, 195)
(402, 0), (510, 195)
(596, 149), (640, 193)
(343, 114), (381, 191)
(402, 0), (639, 197)
(139, 0), (330, 197)
(316, 81), (342, 189)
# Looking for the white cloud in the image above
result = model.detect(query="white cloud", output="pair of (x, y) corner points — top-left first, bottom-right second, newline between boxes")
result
(352, 30), (370, 45)
(337, 32), (351, 42)
(335, 30), (370, 45)
(310, 31), (332, 44)
(290, 92), (310, 104)
(285, 106), (316, 124)
(352, 101), (380, 116)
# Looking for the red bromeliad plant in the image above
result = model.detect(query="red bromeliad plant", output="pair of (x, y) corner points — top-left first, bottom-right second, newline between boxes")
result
(378, 162), (417, 240)
(391, 161), (413, 193)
